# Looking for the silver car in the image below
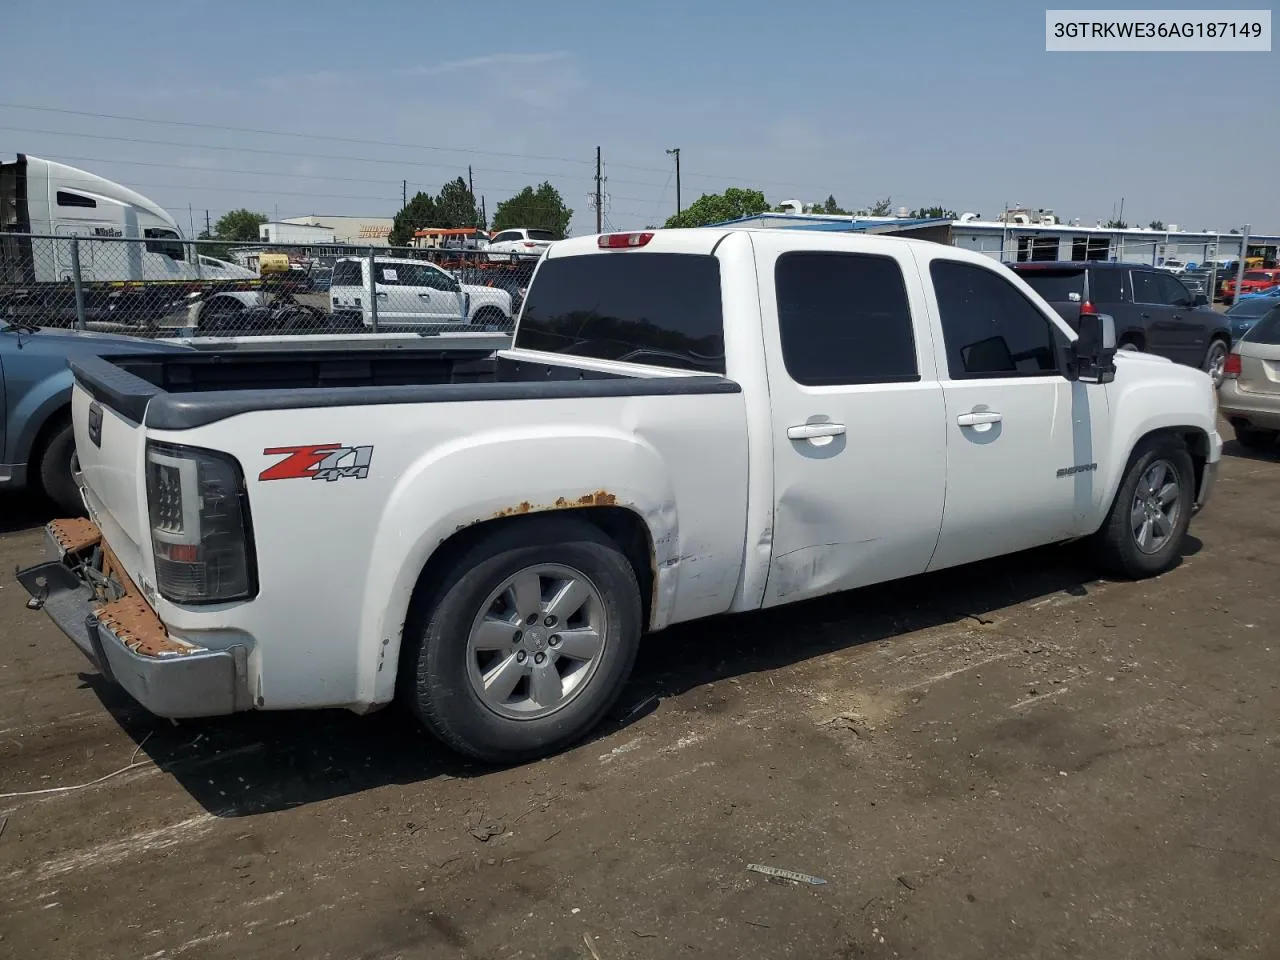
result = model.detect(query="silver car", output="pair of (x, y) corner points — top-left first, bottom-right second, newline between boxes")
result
(1219, 304), (1280, 450)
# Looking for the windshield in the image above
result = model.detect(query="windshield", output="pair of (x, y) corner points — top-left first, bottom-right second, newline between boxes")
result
(1243, 271), (1274, 281)
(1227, 297), (1277, 317)
(1015, 268), (1085, 303)
(516, 252), (725, 373)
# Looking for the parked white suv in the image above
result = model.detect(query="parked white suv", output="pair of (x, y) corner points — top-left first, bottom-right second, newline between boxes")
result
(329, 256), (512, 329)
(486, 228), (558, 263)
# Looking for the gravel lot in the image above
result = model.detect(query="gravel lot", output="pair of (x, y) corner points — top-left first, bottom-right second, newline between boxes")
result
(0, 428), (1277, 959)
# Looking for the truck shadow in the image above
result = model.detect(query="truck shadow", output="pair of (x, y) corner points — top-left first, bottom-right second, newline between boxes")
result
(0, 492), (56, 535)
(90, 536), (1201, 818)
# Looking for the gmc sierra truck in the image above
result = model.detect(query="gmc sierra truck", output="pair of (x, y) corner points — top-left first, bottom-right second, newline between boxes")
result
(18, 229), (1222, 763)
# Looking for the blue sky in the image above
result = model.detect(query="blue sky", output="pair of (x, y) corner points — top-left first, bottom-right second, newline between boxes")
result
(3, 0), (1275, 235)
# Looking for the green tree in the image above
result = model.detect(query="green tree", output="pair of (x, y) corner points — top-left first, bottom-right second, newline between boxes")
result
(1148, 219), (1165, 230)
(868, 196), (893, 216)
(822, 195), (851, 215)
(388, 191), (438, 247)
(435, 177), (483, 230)
(213, 209), (267, 242)
(910, 206), (959, 219)
(1104, 218), (1128, 229)
(665, 187), (770, 228)
(491, 183), (573, 237)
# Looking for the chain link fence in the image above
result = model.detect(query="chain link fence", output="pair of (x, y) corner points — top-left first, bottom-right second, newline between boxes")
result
(1, 234), (541, 339)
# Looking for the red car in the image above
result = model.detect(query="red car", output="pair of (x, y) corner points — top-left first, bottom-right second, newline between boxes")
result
(1223, 269), (1280, 303)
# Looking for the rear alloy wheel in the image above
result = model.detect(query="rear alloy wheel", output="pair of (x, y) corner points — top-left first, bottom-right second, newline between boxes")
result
(1202, 338), (1229, 386)
(1091, 435), (1194, 579)
(402, 517), (642, 763)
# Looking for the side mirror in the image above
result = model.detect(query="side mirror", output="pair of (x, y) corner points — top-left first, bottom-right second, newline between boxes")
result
(1073, 312), (1117, 383)
(1193, 293), (1209, 307)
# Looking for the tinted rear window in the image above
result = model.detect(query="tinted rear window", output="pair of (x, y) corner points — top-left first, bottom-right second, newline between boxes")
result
(332, 261), (363, 285)
(1016, 269), (1084, 303)
(1245, 308), (1280, 345)
(515, 253), (725, 373)
(527, 230), (558, 242)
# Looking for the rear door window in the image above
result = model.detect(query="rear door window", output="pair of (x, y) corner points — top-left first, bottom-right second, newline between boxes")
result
(516, 253), (724, 373)
(1015, 268), (1085, 304)
(1087, 268), (1125, 302)
(1131, 270), (1163, 304)
(774, 251), (918, 385)
(1157, 273), (1192, 307)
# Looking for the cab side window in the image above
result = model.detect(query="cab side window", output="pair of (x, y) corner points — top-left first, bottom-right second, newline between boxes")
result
(931, 260), (1060, 378)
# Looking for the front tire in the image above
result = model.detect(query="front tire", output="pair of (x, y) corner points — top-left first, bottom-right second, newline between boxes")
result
(402, 517), (642, 763)
(35, 418), (83, 516)
(1091, 435), (1194, 579)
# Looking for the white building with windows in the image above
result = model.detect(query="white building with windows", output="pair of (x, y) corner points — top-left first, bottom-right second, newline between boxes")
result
(948, 218), (1278, 269)
(280, 215), (394, 246)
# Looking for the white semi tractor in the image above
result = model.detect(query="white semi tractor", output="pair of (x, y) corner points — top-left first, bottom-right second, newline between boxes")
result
(1, 154), (253, 325)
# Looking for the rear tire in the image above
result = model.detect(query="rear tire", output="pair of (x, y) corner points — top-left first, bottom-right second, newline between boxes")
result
(402, 517), (642, 763)
(1202, 337), (1229, 386)
(35, 417), (83, 516)
(1234, 424), (1278, 450)
(1091, 434), (1194, 579)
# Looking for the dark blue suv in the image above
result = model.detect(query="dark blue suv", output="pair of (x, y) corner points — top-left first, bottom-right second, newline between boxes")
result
(1012, 262), (1232, 384)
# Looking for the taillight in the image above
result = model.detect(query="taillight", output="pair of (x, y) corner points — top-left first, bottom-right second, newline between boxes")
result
(1223, 351), (1242, 378)
(1080, 300), (1098, 316)
(146, 442), (256, 604)
(598, 232), (654, 249)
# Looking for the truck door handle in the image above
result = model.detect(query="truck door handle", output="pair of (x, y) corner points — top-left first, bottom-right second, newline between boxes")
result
(957, 411), (1003, 427)
(418, 292), (432, 299)
(376, 292), (388, 299)
(787, 422), (846, 440)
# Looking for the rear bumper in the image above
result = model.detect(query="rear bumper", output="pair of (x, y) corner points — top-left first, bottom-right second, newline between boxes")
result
(16, 520), (251, 719)
(1218, 380), (1280, 430)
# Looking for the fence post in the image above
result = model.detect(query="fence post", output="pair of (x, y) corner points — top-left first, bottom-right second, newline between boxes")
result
(367, 246), (379, 333)
(460, 250), (469, 326)
(70, 236), (87, 331)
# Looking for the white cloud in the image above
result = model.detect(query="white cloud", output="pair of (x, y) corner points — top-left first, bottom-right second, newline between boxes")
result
(400, 52), (569, 77)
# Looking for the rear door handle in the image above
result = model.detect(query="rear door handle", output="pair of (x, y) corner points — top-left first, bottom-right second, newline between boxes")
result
(957, 411), (1003, 427)
(787, 422), (846, 440)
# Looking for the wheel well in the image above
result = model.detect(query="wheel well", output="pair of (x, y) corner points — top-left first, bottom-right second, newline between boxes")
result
(405, 506), (656, 646)
(1118, 331), (1146, 350)
(29, 404), (71, 473)
(1134, 426), (1210, 500)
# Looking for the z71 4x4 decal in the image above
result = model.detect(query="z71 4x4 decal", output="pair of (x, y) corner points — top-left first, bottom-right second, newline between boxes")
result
(259, 444), (374, 482)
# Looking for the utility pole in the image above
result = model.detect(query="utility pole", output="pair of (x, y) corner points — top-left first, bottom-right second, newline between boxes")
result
(481, 196), (487, 228)
(204, 209), (211, 236)
(402, 180), (407, 209)
(595, 146), (603, 234)
(468, 165), (474, 196)
(666, 148), (681, 217)
(1232, 224), (1251, 304)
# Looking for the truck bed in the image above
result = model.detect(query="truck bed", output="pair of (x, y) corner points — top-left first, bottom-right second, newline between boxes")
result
(70, 347), (741, 430)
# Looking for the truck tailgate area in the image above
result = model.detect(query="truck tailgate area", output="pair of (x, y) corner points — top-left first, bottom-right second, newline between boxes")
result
(71, 382), (149, 576)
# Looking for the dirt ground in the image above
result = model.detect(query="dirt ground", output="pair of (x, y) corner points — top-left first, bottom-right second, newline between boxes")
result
(1, 432), (1277, 960)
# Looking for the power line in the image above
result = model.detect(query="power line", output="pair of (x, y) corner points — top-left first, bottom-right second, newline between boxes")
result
(0, 124), (665, 189)
(0, 101), (595, 167)
(0, 102), (852, 193)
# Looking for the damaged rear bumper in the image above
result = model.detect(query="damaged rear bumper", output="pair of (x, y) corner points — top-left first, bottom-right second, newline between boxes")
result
(17, 519), (251, 718)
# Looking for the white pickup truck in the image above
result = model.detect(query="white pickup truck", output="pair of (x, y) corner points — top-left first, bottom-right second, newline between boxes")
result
(19, 229), (1222, 763)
